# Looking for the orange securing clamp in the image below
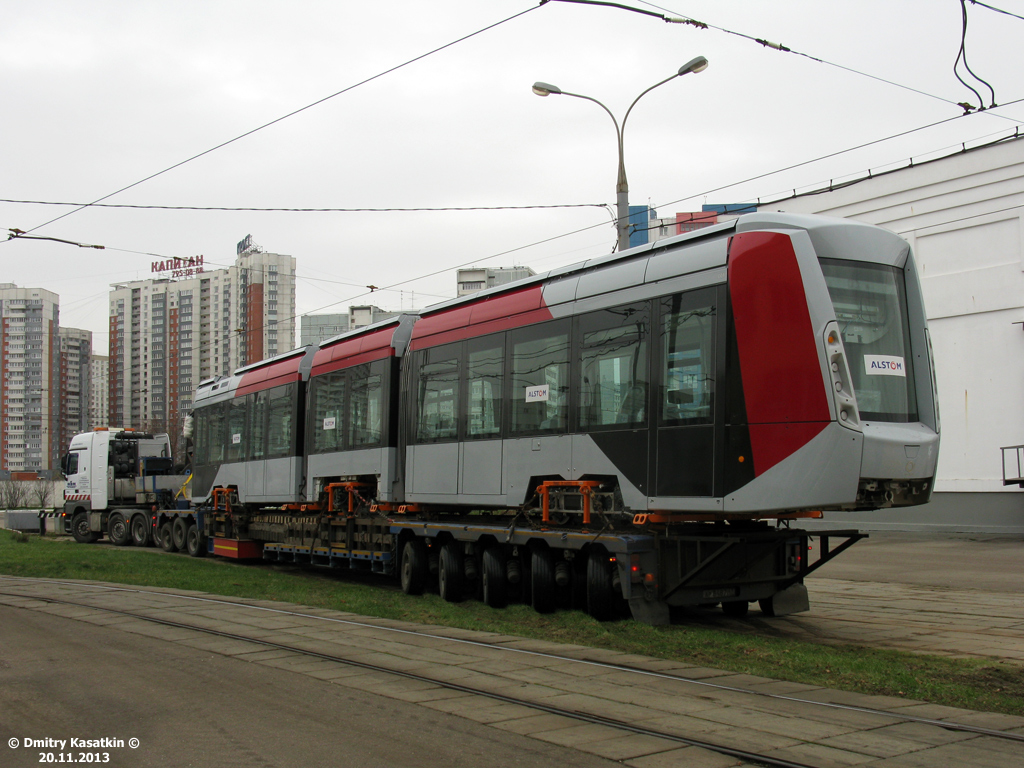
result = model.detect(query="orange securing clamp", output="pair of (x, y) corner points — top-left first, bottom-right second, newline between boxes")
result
(535, 480), (602, 525)
(212, 487), (233, 513)
(324, 482), (374, 514)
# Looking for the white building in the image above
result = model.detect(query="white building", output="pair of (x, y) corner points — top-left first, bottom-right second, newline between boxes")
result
(457, 266), (536, 296)
(108, 240), (296, 436)
(766, 135), (1024, 531)
(0, 284), (61, 474)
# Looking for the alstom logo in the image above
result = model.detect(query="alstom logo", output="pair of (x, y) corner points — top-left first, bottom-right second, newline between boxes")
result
(864, 355), (906, 377)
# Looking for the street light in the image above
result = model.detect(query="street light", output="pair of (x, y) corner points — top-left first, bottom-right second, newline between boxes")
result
(533, 56), (709, 252)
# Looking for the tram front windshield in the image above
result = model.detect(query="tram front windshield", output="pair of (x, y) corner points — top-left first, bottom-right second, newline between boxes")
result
(820, 258), (918, 423)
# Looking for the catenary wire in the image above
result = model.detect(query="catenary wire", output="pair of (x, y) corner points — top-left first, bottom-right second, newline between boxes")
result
(636, 0), (1017, 119)
(1, 200), (607, 213)
(969, 0), (1024, 22)
(0, 2), (547, 243)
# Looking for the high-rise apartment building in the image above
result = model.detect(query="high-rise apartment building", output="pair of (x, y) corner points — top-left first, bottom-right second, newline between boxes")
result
(89, 354), (108, 429)
(108, 239), (296, 437)
(0, 284), (61, 473)
(58, 327), (92, 449)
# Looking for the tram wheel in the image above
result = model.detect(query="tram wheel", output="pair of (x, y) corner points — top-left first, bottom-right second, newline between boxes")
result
(130, 515), (152, 547)
(530, 548), (557, 614)
(586, 552), (618, 622)
(108, 513), (131, 547)
(722, 600), (750, 618)
(438, 542), (464, 603)
(481, 547), (508, 608)
(400, 539), (428, 596)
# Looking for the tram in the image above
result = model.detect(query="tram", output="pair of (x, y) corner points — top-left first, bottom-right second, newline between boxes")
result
(187, 212), (939, 622)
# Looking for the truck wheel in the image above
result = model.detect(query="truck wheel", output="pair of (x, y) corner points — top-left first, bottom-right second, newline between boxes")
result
(530, 548), (557, 614)
(438, 542), (464, 603)
(481, 547), (508, 608)
(586, 553), (617, 622)
(160, 522), (178, 552)
(71, 513), (95, 544)
(722, 601), (750, 618)
(131, 515), (152, 547)
(171, 517), (188, 552)
(400, 539), (427, 595)
(185, 523), (206, 557)
(108, 513), (131, 547)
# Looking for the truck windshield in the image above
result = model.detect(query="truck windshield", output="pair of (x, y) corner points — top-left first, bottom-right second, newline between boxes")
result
(820, 258), (918, 422)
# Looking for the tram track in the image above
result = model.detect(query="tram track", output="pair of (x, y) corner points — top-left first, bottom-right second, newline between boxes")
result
(1, 576), (1021, 765)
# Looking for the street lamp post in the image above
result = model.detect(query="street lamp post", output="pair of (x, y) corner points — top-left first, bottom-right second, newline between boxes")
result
(533, 56), (708, 252)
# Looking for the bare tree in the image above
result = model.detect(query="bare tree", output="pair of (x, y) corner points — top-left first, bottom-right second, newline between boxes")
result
(30, 479), (54, 509)
(0, 480), (27, 510)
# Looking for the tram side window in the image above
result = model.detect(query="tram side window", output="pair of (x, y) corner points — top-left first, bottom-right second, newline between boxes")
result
(416, 347), (460, 442)
(349, 361), (384, 447)
(225, 396), (248, 462)
(266, 384), (295, 459)
(661, 293), (716, 424)
(248, 390), (268, 461)
(310, 372), (345, 453)
(193, 409), (209, 466)
(207, 403), (227, 463)
(511, 322), (569, 435)
(579, 305), (649, 430)
(466, 341), (503, 439)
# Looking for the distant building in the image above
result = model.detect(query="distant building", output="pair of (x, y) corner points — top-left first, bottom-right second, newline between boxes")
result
(108, 237), (296, 438)
(631, 204), (757, 247)
(89, 355), (108, 429)
(300, 314), (349, 347)
(58, 327), (92, 449)
(0, 284), (61, 473)
(350, 305), (398, 329)
(457, 267), (536, 296)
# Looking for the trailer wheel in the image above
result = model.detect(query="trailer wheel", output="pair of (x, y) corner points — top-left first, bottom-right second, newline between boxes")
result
(131, 515), (152, 547)
(438, 542), (464, 603)
(400, 539), (428, 596)
(586, 553), (618, 621)
(722, 601), (749, 618)
(481, 547), (508, 608)
(71, 513), (96, 544)
(758, 597), (776, 617)
(530, 547), (557, 614)
(108, 513), (131, 547)
(160, 522), (178, 552)
(171, 517), (188, 552)
(185, 523), (206, 557)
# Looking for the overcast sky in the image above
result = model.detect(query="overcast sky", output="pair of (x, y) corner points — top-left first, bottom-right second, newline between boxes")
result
(3, 0), (1023, 356)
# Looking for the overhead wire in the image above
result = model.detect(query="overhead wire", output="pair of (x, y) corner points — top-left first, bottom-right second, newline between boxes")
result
(0, 1), (547, 243)
(968, 0), (1024, 22)
(635, 0), (1017, 120)
(956, 0), (997, 110)
(0, 200), (606, 213)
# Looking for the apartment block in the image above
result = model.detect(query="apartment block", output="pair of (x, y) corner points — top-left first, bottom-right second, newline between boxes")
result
(0, 284), (60, 473)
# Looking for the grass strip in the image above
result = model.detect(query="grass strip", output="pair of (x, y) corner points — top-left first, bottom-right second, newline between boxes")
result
(3, 530), (1022, 716)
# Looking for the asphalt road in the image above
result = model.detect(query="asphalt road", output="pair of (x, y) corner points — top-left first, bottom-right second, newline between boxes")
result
(806, 531), (1024, 593)
(0, 606), (620, 768)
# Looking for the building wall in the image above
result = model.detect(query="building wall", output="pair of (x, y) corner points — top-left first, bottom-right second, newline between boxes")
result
(89, 354), (108, 429)
(58, 327), (91, 450)
(0, 284), (60, 473)
(300, 313), (349, 346)
(766, 136), (1024, 531)
(456, 267), (536, 296)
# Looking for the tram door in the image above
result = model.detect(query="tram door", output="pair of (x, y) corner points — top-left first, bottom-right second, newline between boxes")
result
(409, 345), (460, 495)
(460, 339), (503, 496)
(653, 289), (718, 498)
